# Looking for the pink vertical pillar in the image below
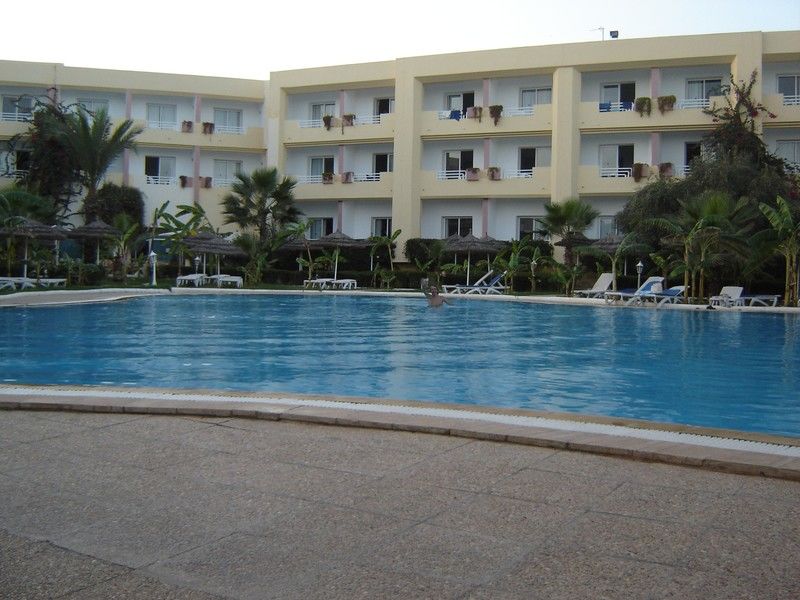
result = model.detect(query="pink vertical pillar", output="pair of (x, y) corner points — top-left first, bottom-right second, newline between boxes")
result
(482, 79), (490, 107)
(47, 87), (59, 103)
(337, 201), (344, 233)
(193, 147), (201, 204)
(123, 91), (133, 186)
(125, 90), (132, 119)
(650, 132), (661, 166)
(194, 95), (202, 123)
(339, 91), (345, 117)
(338, 145), (345, 175)
(481, 199), (489, 237)
(650, 68), (661, 99)
(483, 138), (491, 169)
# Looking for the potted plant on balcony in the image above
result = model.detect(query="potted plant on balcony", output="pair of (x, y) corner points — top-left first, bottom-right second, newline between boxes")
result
(659, 162), (674, 178)
(632, 163), (648, 182)
(342, 114), (355, 126)
(487, 166), (501, 180)
(202, 122), (214, 134)
(322, 115), (333, 131)
(322, 172), (334, 184)
(466, 106), (483, 122)
(657, 95), (676, 114)
(634, 97), (652, 117)
(181, 120), (193, 133)
(466, 167), (481, 181)
(342, 171), (354, 183)
(489, 105), (503, 125)
(179, 175), (193, 188)
(203, 176), (213, 188)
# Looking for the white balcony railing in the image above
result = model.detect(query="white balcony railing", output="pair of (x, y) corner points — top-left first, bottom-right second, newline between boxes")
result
(214, 178), (236, 187)
(1, 112), (31, 122)
(598, 101), (633, 112)
(505, 106), (535, 117)
(504, 169), (534, 179)
(600, 167), (632, 178)
(438, 110), (465, 120)
(147, 120), (179, 131)
(681, 165), (692, 176)
(353, 172), (382, 182)
(355, 114), (382, 125)
(783, 95), (800, 106)
(214, 124), (244, 135)
(146, 175), (175, 185)
(295, 174), (323, 184)
(298, 119), (322, 128)
(677, 98), (710, 109)
(437, 170), (466, 180)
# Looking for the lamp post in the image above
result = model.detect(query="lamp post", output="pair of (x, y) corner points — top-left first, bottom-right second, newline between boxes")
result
(636, 260), (644, 289)
(149, 251), (157, 287)
(194, 255), (201, 274)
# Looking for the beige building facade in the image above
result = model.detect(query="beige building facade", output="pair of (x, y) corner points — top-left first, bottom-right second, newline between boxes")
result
(2, 31), (799, 259)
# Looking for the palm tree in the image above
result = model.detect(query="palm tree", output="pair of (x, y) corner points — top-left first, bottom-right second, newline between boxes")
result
(757, 196), (800, 306)
(61, 107), (141, 216)
(222, 168), (300, 245)
(369, 228), (402, 271)
(539, 198), (600, 267)
(578, 233), (650, 292)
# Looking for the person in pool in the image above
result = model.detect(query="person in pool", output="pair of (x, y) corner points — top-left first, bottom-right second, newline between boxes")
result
(423, 285), (450, 307)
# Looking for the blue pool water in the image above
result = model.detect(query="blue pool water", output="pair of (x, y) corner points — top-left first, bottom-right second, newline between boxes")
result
(1, 295), (798, 437)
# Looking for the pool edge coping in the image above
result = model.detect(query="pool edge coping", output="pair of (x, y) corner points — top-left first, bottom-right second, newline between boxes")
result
(2, 384), (799, 483)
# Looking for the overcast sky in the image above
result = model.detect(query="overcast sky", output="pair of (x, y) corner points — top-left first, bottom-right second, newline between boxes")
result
(5, 0), (799, 79)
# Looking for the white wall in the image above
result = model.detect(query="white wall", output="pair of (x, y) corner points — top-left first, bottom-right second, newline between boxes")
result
(295, 201), (337, 220)
(763, 61), (800, 94)
(343, 200), (392, 238)
(130, 94), (194, 123)
(342, 143), (394, 173)
(492, 136), (551, 170)
(660, 131), (706, 168)
(489, 198), (550, 240)
(580, 69), (651, 102)
(420, 199), (482, 238)
(342, 87), (395, 116)
(580, 133), (651, 165)
(199, 151), (264, 179)
(580, 196), (630, 238)
(58, 89), (126, 118)
(659, 64), (730, 100)
(201, 99), (262, 130)
(490, 75), (552, 108)
(285, 147), (337, 176)
(422, 80), (483, 111)
(421, 139), (483, 171)
(286, 92), (338, 120)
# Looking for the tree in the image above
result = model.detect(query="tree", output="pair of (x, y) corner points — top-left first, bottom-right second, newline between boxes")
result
(61, 107), (141, 217)
(369, 229), (402, 271)
(757, 196), (800, 306)
(577, 233), (650, 292)
(222, 168), (300, 245)
(538, 198), (599, 267)
(85, 182), (145, 225)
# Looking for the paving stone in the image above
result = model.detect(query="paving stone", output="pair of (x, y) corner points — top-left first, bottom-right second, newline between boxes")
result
(0, 411), (90, 446)
(60, 571), (227, 599)
(488, 466), (622, 507)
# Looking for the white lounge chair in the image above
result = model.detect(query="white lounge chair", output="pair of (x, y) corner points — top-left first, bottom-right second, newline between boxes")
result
(741, 294), (780, 307)
(442, 270), (494, 294)
(604, 276), (665, 305)
(574, 272), (614, 298)
(330, 279), (357, 290)
(709, 286), (744, 307)
(303, 278), (334, 290)
(447, 271), (508, 295)
(176, 273), (207, 287)
(643, 285), (685, 306)
(0, 278), (15, 291)
(216, 275), (243, 288)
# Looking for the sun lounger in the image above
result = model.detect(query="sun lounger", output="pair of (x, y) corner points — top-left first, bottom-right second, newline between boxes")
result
(216, 275), (243, 288)
(604, 276), (664, 305)
(574, 272), (614, 298)
(643, 285), (685, 306)
(330, 279), (357, 290)
(38, 278), (66, 288)
(446, 271), (508, 295)
(740, 294), (781, 307)
(0, 277), (37, 290)
(304, 278), (334, 290)
(709, 286), (744, 308)
(442, 270), (494, 294)
(0, 278), (15, 291)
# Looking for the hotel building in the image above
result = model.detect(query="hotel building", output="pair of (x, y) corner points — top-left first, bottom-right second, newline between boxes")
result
(2, 30), (798, 260)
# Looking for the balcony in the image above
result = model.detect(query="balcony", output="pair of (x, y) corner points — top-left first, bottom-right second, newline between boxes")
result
(578, 98), (721, 132)
(420, 168), (550, 198)
(145, 175), (176, 185)
(0, 114), (29, 137)
(133, 120), (265, 150)
(147, 120), (179, 131)
(283, 113), (395, 146)
(578, 166), (648, 194)
(598, 101), (633, 113)
(763, 94), (800, 127)
(420, 105), (552, 138)
(293, 171), (393, 200)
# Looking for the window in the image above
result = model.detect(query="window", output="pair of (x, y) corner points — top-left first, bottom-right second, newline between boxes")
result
(144, 156), (176, 184)
(600, 83), (635, 110)
(776, 140), (800, 168)
(309, 156), (335, 176)
(1, 95), (33, 121)
(443, 150), (474, 172)
(599, 144), (634, 177)
(77, 98), (109, 114)
(520, 87), (552, 106)
(372, 217), (392, 237)
(311, 102), (335, 121)
(518, 217), (548, 240)
(778, 75), (800, 96)
(685, 141), (702, 171)
(686, 78), (722, 100)
(446, 92), (475, 114)
(213, 159), (242, 186)
(597, 216), (618, 238)
(214, 108), (243, 134)
(307, 217), (334, 240)
(373, 153), (393, 173)
(3, 149), (31, 175)
(375, 98), (394, 115)
(146, 103), (177, 129)
(443, 217), (473, 238)
(519, 146), (552, 172)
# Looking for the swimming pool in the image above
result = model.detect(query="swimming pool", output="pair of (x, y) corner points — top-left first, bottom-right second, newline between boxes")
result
(1, 295), (798, 437)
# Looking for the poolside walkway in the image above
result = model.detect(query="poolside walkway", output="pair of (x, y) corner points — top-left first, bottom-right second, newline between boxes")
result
(2, 409), (799, 599)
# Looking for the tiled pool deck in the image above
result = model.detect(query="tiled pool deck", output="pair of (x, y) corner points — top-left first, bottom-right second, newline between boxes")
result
(2, 288), (799, 597)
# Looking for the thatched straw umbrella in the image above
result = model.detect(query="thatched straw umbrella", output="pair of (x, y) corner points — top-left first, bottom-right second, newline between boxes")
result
(308, 231), (370, 280)
(554, 232), (592, 267)
(443, 233), (505, 285)
(69, 218), (120, 265)
(184, 231), (246, 277)
(0, 218), (67, 278)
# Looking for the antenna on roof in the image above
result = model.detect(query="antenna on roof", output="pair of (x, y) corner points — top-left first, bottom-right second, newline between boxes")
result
(592, 27), (605, 41)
